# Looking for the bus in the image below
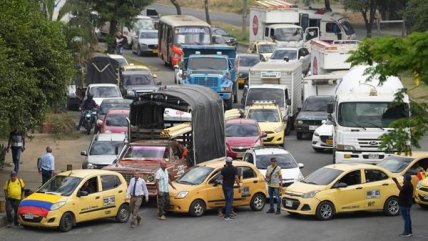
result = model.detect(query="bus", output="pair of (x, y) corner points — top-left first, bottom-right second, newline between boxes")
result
(158, 15), (212, 66)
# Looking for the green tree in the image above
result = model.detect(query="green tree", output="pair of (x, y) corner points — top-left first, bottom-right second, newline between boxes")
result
(170, 0), (182, 15)
(0, 0), (74, 134)
(403, 0), (428, 32)
(344, 0), (378, 37)
(347, 32), (428, 154)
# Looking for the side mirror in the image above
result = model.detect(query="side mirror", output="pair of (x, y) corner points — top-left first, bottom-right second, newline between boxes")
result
(298, 163), (304, 169)
(77, 190), (88, 197)
(261, 132), (268, 138)
(327, 103), (334, 114)
(153, 74), (158, 78)
(284, 57), (289, 62)
(80, 151), (87, 156)
(286, 99), (291, 106)
(156, 81), (162, 85)
(335, 182), (347, 188)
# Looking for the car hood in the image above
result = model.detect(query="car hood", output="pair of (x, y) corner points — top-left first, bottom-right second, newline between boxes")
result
(297, 111), (329, 121)
(258, 122), (283, 132)
(258, 167), (302, 182)
(314, 123), (333, 136)
(124, 85), (158, 92)
(18, 193), (66, 216)
(285, 181), (326, 195)
(104, 159), (161, 173)
(226, 136), (259, 147)
(169, 181), (200, 197)
(139, 39), (157, 45)
(87, 155), (118, 165)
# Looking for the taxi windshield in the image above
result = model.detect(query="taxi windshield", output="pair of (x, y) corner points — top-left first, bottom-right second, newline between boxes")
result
(37, 175), (82, 196)
(176, 166), (214, 185)
(302, 167), (343, 185)
(122, 146), (168, 159)
(377, 156), (414, 173)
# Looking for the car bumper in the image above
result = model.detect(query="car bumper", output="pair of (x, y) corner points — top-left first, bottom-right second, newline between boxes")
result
(415, 189), (428, 205)
(262, 132), (284, 145)
(18, 211), (62, 228)
(335, 151), (389, 164)
(312, 135), (333, 149)
(280, 195), (320, 215)
(168, 198), (191, 214)
(295, 124), (320, 133)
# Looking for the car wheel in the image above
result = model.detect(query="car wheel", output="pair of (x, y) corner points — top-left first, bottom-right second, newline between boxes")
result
(115, 203), (130, 222)
(296, 132), (303, 140)
(189, 199), (206, 217)
(250, 192), (266, 211)
(59, 212), (74, 232)
(316, 201), (335, 220)
(383, 197), (399, 216)
(313, 147), (324, 153)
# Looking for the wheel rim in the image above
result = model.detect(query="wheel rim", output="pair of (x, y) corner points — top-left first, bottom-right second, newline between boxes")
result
(253, 195), (264, 209)
(320, 203), (332, 219)
(193, 202), (204, 215)
(119, 207), (129, 221)
(388, 199), (399, 215)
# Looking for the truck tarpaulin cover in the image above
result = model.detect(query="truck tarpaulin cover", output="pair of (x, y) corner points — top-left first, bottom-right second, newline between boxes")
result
(130, 85), (225, 164)
(86, 54), (120, 84)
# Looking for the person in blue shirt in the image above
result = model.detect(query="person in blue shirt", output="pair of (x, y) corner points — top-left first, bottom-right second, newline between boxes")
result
(37, 146), (55, 184)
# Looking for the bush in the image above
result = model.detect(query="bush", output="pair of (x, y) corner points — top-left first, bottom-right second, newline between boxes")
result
(43, 113), (77, 139)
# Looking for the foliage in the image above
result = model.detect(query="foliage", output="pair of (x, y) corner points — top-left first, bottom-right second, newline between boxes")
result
(343, 0), (377, 37)
(348, 32), (428, 154)
(44, 112), (78, 139)
(403, 0), (428, 33)
(0, 0), (74, 135)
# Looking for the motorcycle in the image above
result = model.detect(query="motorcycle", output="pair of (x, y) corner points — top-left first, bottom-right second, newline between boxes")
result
(82, 109), (98, 135)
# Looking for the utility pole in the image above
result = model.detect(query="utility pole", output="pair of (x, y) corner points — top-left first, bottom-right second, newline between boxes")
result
(242, 0), (248, 40)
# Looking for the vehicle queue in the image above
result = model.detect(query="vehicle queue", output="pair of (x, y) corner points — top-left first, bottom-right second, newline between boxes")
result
(15, 8), (428, 234)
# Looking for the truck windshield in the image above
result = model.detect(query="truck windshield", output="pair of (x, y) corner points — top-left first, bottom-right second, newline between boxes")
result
(176, 166), (214, 185)
(302, 97), (332, 111)
(174, 26), (211, 45)
(302, 167), (343, 185)
(123, 74), (154, 86)
(275, 28), (303, 42)
(248, 109), (280, 122)
(258, 44), (275, 53)
(188, 57), (227, 70)
(339, 20), (355, 36)
(338, 102), (409, 128)
(246, 89), (285, 107)
(255, 154), (297, 169)
(37, 176), (82, 196)
(123, 146), (168, 159)
(270, 49), (298, 61)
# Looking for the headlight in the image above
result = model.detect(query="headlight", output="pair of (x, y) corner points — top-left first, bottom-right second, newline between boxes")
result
(222, 86), (231, 91)
(127, 90), (135, 97)
(176, 191), (189, 199)
(416, 181), (422, 189)
(301, 190), (319, 199)
(313, 131), (319, 137)
(87, 163), (96, 169)
(141, 43), (148, 47)
(274, 126), (283, 133)
(336, 144), (355, 151)
(296, 120), (303, 125)
(50, 201), (66, 211)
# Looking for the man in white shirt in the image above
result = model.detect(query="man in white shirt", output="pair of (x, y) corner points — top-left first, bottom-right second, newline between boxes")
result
(155, 160), (176, 220)
(126, 171), (149, 228)
(37, 146), (55, 184)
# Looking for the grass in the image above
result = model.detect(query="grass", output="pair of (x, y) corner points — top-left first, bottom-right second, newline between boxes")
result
(211, 21), (249, 45)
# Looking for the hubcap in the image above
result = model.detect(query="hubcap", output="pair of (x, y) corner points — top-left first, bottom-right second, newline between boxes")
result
(254, 195), (263, 209)
(194, 202), (203, 215)
(388, 200), (399, 214)
(119, 208), (129, 221)
(320, 204), (332, 219)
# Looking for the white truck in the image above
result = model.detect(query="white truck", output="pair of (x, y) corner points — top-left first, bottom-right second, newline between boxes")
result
(328, 65), (410, 164)
(242, 62), (303, 131)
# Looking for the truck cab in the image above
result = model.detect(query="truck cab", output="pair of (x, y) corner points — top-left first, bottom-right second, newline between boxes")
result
(247, 41), (276, 62)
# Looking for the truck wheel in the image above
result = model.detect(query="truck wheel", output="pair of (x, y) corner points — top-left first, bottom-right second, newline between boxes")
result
(224, 98), (233, 110)
(296, 132), (303, 140)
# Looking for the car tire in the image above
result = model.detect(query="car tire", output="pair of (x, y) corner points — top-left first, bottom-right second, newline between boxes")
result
(115, 203), (130, 222)
(313, 147), (324, 153)
(296, 132), (303, 140)
(383, 197), (399, 216)
(59, 212), (75, 232)
(315, 201), (335, 220)
(250, 192), (266, 211)
(189, 199), (206, 217)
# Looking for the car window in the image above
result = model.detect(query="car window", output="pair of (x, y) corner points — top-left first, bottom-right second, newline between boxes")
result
(337, 170), (361, 186)
(225, 123), (259, 137)
(106, 114), (129, 127)
(407, 159), (428, 175)
(239, 166), (256, 179)
(101, 175), (122, 191)
(90, 86), (121, 98)
(364, 169), (388, 183)
(80, 176), (99, 194)
(255, 153), (298, 169)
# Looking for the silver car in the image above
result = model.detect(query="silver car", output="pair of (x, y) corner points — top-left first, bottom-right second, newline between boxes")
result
(81, 133), (126, 169)
(132, 29), (158, 56)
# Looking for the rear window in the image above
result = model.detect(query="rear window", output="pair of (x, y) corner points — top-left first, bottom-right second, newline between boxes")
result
(225, 123), (259, 137)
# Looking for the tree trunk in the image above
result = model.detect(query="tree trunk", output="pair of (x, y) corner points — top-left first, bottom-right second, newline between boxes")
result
(108, 18), (118, 53)
(204, 0), (211, 24)
(324, 0), (332, 12)
(242, 0), (248, 38)
(170, 0), (182, 15)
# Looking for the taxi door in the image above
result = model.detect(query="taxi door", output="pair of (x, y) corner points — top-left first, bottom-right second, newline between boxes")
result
(75, 176), (104, 222)
(362, 169), (395, 210)
(329, 170), (366, 212)
(235, 166), (259, 205)
(205, 171), (226, 209)
(99, 175), (125, 217)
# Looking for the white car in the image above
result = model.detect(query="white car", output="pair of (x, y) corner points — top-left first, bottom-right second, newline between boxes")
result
(242, 147), (304, 187)
(268, 47), (310, 75)
(107, 54), (129, 67)
(86, 84), (123, 106)
(81, 132), (126, 169)
(312, 121), (334, 152)
(132, 29), (158, 56)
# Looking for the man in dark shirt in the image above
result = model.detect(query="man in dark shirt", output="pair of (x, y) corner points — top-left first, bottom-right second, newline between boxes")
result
(76, 94), (97, 130)
(220, 157), (240, 221)
(392, 174), (414, 237)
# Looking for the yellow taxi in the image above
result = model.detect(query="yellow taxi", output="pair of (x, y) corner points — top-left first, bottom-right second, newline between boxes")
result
(18, 170), (130, 232)
(122, 64), (158, 78)
(168, 159), (267, 217)
(245, 102), (285, 145)
(281, 164), (400, 220)
(415, 177), (428, 208)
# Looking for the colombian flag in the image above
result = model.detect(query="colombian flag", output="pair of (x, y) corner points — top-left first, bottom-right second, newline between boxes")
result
(417, 172), (427, 181)
(18, 193), (62, 218)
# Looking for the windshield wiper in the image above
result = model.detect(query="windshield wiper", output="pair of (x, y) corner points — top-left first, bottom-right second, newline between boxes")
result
(347, 120), (366, 130)
(45, 191), (62, 195)
(361, 121), (385, 130)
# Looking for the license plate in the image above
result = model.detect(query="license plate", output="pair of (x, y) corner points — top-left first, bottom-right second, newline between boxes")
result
(326, 139), (333, 145)
(24, 213), (34, 219)
(236, 152), (244, 158)
(309, 125), (318, 131)
(368, 154), (379, 159)
(152, 49), (159, 53)
(285, 200), (293, 207)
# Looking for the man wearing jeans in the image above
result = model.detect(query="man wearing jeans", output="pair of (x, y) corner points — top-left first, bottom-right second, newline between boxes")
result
(155, 160), (176, 220)
(7, 129), (25, 173)
(127, 171), (149, 228)
(220, 157), (240, 221)
(266, 157), (282, 214)
(393, 174), (414, 237)
(37, 146), (55, 184)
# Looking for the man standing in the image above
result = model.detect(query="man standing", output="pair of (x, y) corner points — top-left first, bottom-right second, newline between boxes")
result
(266, 157), (282, 214)
(6, 129), (25, 173)
(126, 171), (149, 228)
(220, 157), (240, 221)
(3, 171), (25, 227)
(37, 146), (55, 184)
(115, 32), (126, 55)
(155, 160), (176, 220)
(393, 175), (414, 237)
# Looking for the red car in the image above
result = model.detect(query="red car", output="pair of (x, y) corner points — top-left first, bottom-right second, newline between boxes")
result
(99, 109), (130, 133)
(226, 118), (264, 159)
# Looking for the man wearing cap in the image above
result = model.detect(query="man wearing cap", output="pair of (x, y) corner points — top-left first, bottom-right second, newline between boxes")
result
(37, 146), (55, 184)
(220, 157), (240, 221)
(266, 157), (282, 214)
(392, 175), (414, 237)
(3, 171), (25, 227)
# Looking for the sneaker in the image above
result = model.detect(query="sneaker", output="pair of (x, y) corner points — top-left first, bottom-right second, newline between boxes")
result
(275, 210), (281, 215)
(159, 215), (166, 220)
(266, 209), (275, 214)
(224, 217), (231, 221)
(137, 216), (141, 225)
(399, 233), (412, 237)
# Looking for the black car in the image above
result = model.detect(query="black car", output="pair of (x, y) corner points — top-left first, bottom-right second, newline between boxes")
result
(211, 27), (237, 46)
(295, 96), (334, 140)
